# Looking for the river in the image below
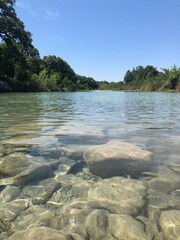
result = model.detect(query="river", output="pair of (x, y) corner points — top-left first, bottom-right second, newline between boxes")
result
(1, 91), (180, 161)
(0, 91), (180, 239)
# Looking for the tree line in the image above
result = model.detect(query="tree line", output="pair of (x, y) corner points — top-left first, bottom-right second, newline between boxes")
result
(0, 0), (98, 92)
(98, 65), (180, 91)
(0, 0), (179, 92)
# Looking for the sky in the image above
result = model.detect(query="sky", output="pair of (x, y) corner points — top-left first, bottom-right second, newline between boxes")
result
(15, 0), (180, 82)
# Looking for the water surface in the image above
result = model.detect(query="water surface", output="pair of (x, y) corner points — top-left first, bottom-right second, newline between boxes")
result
(1, 91), (180, 165)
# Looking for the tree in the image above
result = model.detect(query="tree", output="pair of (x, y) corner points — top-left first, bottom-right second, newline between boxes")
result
(0, 0), (41, 91)
(41, 55), (77, 90)
(124, 70), (134, 83)
(0, 0), (32, 51)
(169, 65), (180, 89)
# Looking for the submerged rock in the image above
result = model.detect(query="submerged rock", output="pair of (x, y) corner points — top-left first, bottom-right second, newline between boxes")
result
(83, 140), (152, 178)
(7, 227), (67, 240)
(67, 161), (87, 175)
(146, 166), (180, 193)
(159, 210), (180, 240)
(0, 199), (29, 222)
(108, 214), (149, 240)
(11, 205), (56, 231)
(0, 186), (21, 203)
(85, 209), (109, 239)
(0, 161), (54, 187)
(0, 153), (29, 177)
(22, 178), (61, 205)
(88, 177), (147, 215)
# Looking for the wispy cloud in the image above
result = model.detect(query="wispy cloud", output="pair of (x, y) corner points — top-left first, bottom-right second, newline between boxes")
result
(16, 0), (36, 16)
(43, 9), (60, 21)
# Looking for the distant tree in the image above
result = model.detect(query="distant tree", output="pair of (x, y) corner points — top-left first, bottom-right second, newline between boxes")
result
(76, 75), (99, 90)
(144, 65), (158, 78)
(124, 70), (134, 83)
(168, 65), (180, 89)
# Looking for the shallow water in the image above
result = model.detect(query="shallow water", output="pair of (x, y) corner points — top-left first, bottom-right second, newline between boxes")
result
(0, 91), (180, 239)
(1, 91), (180, 163)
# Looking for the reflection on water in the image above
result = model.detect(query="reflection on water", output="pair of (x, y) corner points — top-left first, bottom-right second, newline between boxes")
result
(1, 91), (180, 161)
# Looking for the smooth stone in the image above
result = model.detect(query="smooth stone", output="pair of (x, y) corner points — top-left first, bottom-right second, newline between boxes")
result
(0, 161), (54, 187)
(0, 153), (29, 176)
(0, 186), (21, 203)
(108, 214), (149, 240)
(11, 206), (55, 231)
(22, 178), (61, 205)
(85, 209), (109, 239)
(0, 199), (29, 221)
(88, 177), (147, 215)
(83, 140), (152, 178)
(159, 210), (180, 240)
(7, 227), (67, 240)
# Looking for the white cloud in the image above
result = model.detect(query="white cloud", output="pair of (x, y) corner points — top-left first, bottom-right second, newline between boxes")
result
(16, 0), (36, 16)
(43, 9), (60, 21)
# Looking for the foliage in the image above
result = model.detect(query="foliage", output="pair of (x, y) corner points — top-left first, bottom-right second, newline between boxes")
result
(0, 0), (41, 91)
(98, 81), (124, 90)
(123, 65), (180, 92)
(0, 1), (179, 92)
(76, 75), (99, 90)
(0, 0), (32, 49)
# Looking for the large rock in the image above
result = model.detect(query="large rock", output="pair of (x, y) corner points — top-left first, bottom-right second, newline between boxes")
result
(88, 177), (147, 215)
(83, 140), (152, 178)
(159, 210), (180, 240)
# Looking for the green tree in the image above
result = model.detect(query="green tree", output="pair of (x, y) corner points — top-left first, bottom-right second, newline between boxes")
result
(0, 0), (32, 50)
(169, 65), (180, 89)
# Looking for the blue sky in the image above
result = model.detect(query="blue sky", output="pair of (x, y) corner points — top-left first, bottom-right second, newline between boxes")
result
(15, 0), (180, 82)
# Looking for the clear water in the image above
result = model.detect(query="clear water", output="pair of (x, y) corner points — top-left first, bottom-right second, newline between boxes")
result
(1, 91), (180, 239)
(1, 91), (180, 166)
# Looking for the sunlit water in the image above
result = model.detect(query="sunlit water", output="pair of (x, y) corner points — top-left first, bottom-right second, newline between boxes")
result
(1, 91), (180, 165)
